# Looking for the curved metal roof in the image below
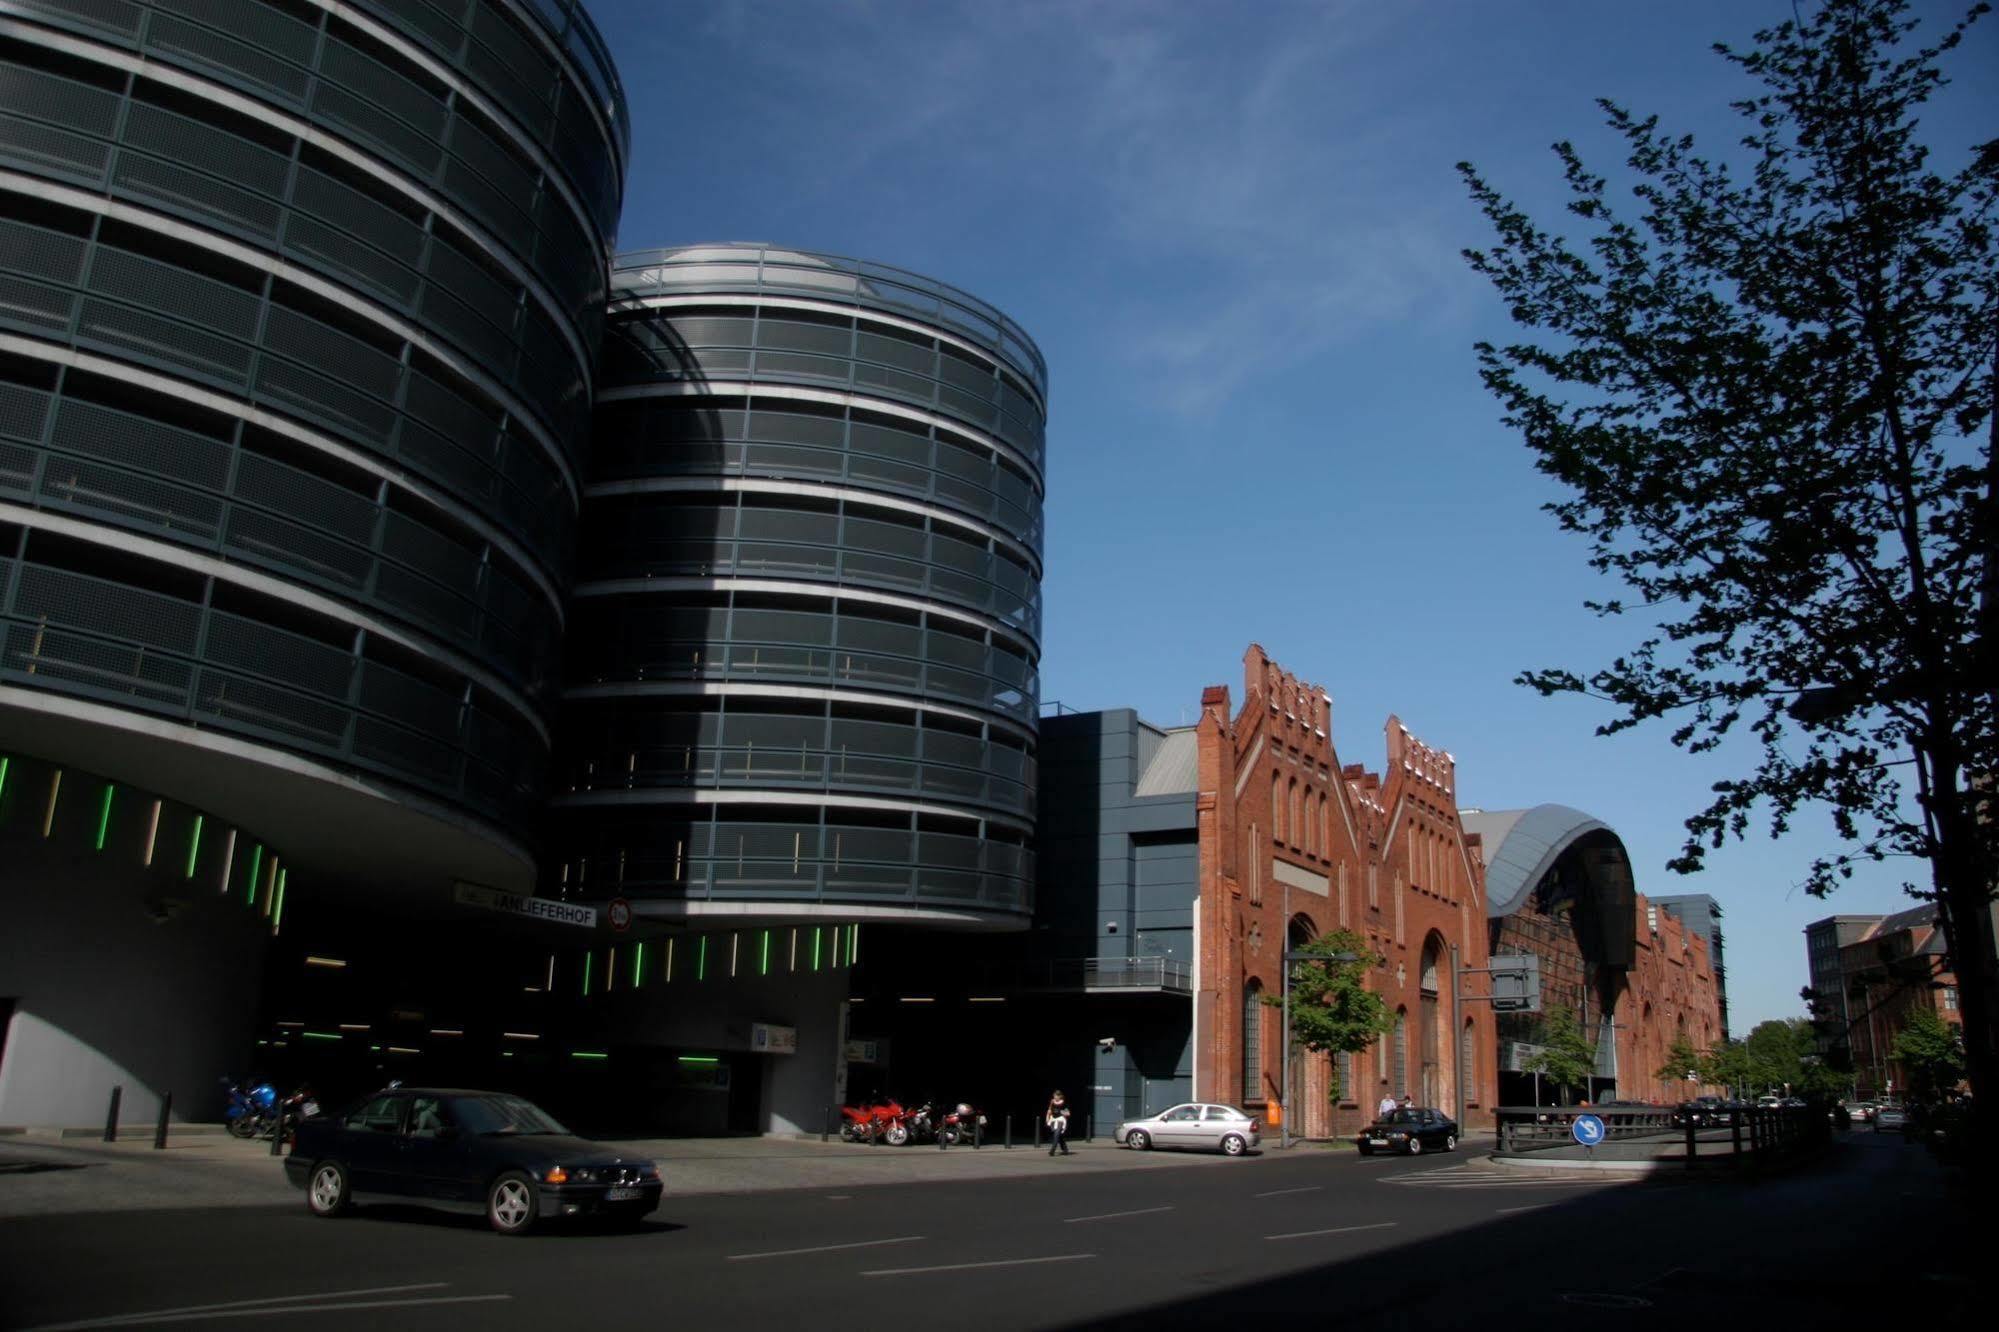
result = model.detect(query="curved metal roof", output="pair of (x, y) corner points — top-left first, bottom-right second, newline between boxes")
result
(1463, 803), (1618, 919)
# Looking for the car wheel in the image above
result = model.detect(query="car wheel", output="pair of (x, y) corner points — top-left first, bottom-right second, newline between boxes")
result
(1406, 1137), (1424, 1156)
(1357, 1143), (1374, 1156)
(487, 1170), (539, 1236)
(1444, 1134), (1457, 1152)
(885, 1123), (910, 1146)
(1221, 1134), (1247, 1157)
(305, 1161), (350, 1218)
(1127, 1130), (1151, 1150)
(227, 1116), (258, 1140)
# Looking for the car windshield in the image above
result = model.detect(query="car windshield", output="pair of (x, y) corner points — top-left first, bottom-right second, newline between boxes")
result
(451, 1094), (568, 1136)
(1390, 1109), (1422, 1124)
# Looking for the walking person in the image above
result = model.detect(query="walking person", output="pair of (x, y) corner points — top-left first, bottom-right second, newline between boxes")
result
(1045, 1091), (1071, 1156)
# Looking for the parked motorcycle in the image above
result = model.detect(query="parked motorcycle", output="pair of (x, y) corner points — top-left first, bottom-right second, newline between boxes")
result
(874, 1099), (912, 1146)
(275, 1085), (321, 1144)
(839, 1098), (909, 1144)
(899, 1102), (937, 1146)
(221, 1076), (279, 1139)
(937, 1102), (987, 1148)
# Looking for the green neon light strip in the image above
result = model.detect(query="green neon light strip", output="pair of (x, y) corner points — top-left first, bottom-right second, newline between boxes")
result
(247, 845), (263, 907)
(301, 1031), (341, 1041)
(813, 926), (822, 971)
(570, 1051), (609, 1061)
(582, 951), (593, 997)
(632, 941), (645, 987)
(0, 755), (10, 803)
(94, 783), (114, 851)
(697, 936), (707, 981)
(185, 814), (203, 879)
(759, 929), (770, 976)
(677, 1055), (720, 1065)
(271, 869), (287, 935)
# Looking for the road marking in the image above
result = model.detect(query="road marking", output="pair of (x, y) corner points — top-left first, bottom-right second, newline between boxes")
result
(1266, 1221), (1400, 1242)
(1253, 1186), (1323, 1198)
(1495, 1204), (1550, 1213)
(22, 1294), (509, 1330)
(1063, 1205), (1173, 1224)
(16, 1284), (451, 1332)
(728, 1235), (925, 1260)
(862, 1254), (1096, 1278)
(825, 1194), (852, 1200)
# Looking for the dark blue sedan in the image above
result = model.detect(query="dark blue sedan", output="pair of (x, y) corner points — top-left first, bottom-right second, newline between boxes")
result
(284, 1087), (662, 1234)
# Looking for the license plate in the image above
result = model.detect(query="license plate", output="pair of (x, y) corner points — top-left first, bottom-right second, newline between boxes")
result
(1367, 1138), (1388, 1147)
(604, 1186), (643, 1201)
(301, 1101), (319, 1117)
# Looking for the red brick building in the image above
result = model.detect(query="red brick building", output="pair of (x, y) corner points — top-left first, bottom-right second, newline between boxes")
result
(1191, 645), (1495, 1139)
(1620, 894), (1725, 1103)
(1839, 905), (1963, 1101)
(1467, 805), (1723, 1105)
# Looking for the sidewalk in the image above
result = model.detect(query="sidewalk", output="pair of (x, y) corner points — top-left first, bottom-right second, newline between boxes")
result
(0, 1127), (1247, 1217)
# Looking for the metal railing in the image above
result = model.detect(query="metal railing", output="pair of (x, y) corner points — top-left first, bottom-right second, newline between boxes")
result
(1494, 1104), (1830, 1168)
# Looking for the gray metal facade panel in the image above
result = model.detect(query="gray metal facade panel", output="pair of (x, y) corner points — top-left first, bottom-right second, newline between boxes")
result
(1132, 727), (1199, 797)
(557, 242), (1045, 922)
(1476, 804), (1613, 919)
(0, 0), (624, 835)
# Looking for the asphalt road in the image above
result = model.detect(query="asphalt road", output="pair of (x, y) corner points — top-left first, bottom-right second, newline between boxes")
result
(0, 1133), (1973, 1331)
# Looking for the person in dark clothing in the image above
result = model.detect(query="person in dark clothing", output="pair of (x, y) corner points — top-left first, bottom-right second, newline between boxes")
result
(1045, 1091), (1071, 1156)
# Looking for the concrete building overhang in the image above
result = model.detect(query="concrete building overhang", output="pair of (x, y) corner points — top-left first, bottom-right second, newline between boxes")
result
(1, 690), (535, 902)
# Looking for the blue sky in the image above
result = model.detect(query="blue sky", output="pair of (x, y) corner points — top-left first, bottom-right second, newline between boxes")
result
(584, 0), (1997, 1033)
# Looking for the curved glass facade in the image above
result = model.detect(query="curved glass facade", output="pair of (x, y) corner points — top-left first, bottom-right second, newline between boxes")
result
(557, 244), (1045, 922)
(0, 0), (627, 839)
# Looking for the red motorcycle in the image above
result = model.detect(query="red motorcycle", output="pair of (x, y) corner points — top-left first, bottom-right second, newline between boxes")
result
(840, 1098), (909, 1144)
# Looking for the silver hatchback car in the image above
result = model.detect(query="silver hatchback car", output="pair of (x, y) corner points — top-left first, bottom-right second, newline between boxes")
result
(1115, 1103), (1261, 1155)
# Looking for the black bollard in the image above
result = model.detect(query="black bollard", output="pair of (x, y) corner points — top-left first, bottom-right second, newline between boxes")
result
(1033, 1114), (1041, 1150)
(1004, 1114), (1012, 1149)
(271, 1107), (285, 1155)
(821, 1105), (830, 1143)
(153, 1091), (172, 1150)
(1084, 1114), (1092, 1143)
(103, 1085), (122, 1142)
(973, 1116), (982, 1149)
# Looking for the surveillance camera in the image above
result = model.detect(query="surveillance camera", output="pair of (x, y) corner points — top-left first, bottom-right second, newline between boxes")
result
(1098, 1037), (1117, 1052)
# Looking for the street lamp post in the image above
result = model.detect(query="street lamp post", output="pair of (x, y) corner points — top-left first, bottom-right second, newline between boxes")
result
(1279, 946), (1359, 1150)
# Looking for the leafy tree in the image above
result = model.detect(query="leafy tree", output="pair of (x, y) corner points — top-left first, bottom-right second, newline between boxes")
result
(1524, 1006), (1598, 1102)
(1266, 929), (1394, 1103)
(1744, 1017), (1817, 1092)
(1459, 0), (1999, 1138)
(1700, 1038), (1761, 1096)
(1656, 1031), (1706, 1089)
(1891, 1005), (1968, 1099)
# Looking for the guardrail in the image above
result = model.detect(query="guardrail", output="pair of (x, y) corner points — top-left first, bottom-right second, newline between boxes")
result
(1494, 1104), (1829, 1169)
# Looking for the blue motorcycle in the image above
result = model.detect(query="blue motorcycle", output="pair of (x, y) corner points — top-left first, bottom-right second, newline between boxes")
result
(222, 1077), (280, 1139)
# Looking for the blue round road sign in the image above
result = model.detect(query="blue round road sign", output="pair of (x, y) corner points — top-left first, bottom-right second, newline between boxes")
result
(1571, 1113), (1606, 1146)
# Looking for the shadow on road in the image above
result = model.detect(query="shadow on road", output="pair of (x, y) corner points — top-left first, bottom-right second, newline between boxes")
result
(1058, 1135), (1974, 1329)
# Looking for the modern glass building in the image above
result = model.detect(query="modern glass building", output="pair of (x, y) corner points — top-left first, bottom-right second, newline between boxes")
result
(0, 0), (626, 887)
(553, 243), (1046, 929)
(0, 0), (626, 1125)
